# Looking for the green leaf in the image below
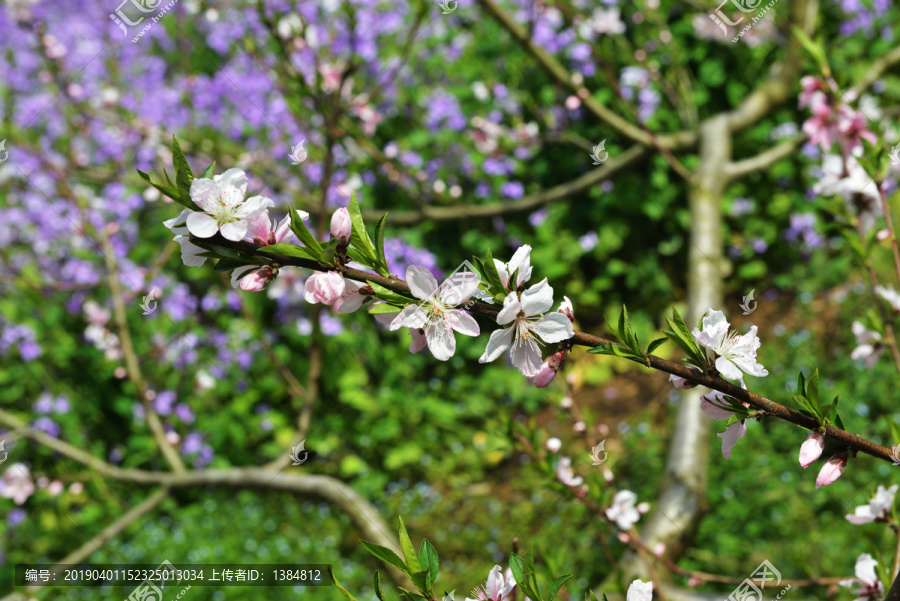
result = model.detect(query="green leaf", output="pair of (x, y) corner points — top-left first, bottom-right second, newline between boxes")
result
(397, 588), (420, 601)
(398, 516), (422, 575)
(328, 566), (359, 601)
(289, 207), (323, 255)
(172, 136), (194, 205)
(374, 213), (389, 274)
(361, 542), (408, 574)
(374, 572), (386, 601)
(548, 574), (573, 601)
(409, 570), (430, 596)
(348, 192), (378, 261)
(368, 281), (415, 305)
(482, 248), (506, 293)
(509, 553), (525, 587)
(258, 242), (318, 261)
(201, 161), (216, 179)
(418, 540), (439, 591)
(136, 170), (183, 205)
(318, 238), (342, 266)
(213, 258), (254, 273)
(807, 368), (820, 408)
(368, 303), (401, 315)
(646, 337), (667, 355)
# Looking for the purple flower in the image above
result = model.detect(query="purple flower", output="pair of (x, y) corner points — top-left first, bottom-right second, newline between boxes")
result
(751, 238), (768, 253)
(785, 212), (823, 249)
(174, 404), (195, 424)
(181, 432), (204, 455)
(528, 209), (549, 227)
(579, 231), (599, 252)
(501, 181), (524, 199)
(32, 417), (60, 438)
(153, 390), (176, 416)
(383, 238), (443, 280)
(7, 508), (26, 528)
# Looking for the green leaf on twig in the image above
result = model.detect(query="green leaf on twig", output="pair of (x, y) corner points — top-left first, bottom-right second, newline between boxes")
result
(258, 242), (318, 261)
(289, 207), (323, 255)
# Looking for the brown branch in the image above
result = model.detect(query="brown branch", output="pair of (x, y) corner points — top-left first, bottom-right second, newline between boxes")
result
(474, 0), (697, 151)
(202, 236), (896, 465)
(725, 132), (807, 181)
(0, 408), (414, 590)
(99, 234), (186, 473)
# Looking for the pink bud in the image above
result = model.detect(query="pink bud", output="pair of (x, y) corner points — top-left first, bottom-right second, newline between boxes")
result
(560, 396), (573, 409)
(688, 577), (702, 588)
(573, 421), (586, 433)
(877, 229), (891, 242)
(545, 437), (562, 453)
(534, 362), (558, 388)
(303, 272), (346, 305)
(637, 502), (650, 514)
(617, 532), (630, 543)
(114, 367), (127, 379)
(330, 207), (352, 241)
(799, 431), (824, 468)
(240, 267), (275, 292)
(558, 296), (575, 322)
(815, 452), (847, 489)
(576, 485), (588, 498)
(652, 542), (666, 557)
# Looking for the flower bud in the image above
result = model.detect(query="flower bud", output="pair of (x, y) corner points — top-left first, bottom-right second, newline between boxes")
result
(534, 362), (558, 388)
(799, 431), (824, 468)
(535, 351), (566, 388)
(560, 396), (573, 409)
(303, 272), (346, 305)
(545, 437), (562, 453)
(558, 296), (575, 323)
(652, 542), (666, 557)
(637, 502), (650, 514)
(240, 267), (276, 292)
(573, 421), (586, 433)
(330, 207), (352, 242)
(815, 451), (847, 489)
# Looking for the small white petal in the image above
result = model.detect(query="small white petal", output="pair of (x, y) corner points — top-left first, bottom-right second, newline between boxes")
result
(217, 168), (249, 194)
(479, 327), (515, 363)
(390, 304), (427, 330)
(185, 212), (219, 238)
(448, 310), (479, 336)
(426, 323), (456, 361)
(406, 266), (439, 301)
(530, 313), (574, 343)
(511, 336), (543, 377)
(520, 278), (554, 316)
(220, 220), (249, 241)
(496, 294), (522, 325)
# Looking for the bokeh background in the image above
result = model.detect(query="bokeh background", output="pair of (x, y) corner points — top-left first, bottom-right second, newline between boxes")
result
(1, 0), (900, 599)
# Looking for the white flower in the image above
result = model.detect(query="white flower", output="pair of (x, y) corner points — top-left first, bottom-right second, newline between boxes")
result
(163, 209), (207, 267)
(846, 485), (899, 524)
(0, 463), (35, 505)
(839, 553), (883, 601)
(493, 245), (533, 291)
(700, 389), (749, 460)
(813, 155), (881, 232)
(556, 456), (583, 487)
(605, 490), (641, 530)
(626, 579), (653, 601)
(579, 6), (626, 37)
(466, 565), (516, 601)
(876, 285), (900, 313)
(478, 279), (574, 377)
(390, 266), (481, 361)
(185, 168), (273, 241)
(850, 321), (884, 369)
(692, 309), (768, 383)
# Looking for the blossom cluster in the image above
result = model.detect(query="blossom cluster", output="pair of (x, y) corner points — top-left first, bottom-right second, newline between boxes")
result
(160, 164), (575, 383)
